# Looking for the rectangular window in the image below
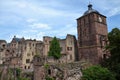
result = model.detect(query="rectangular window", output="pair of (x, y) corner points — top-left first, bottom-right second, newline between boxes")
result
(67, 47), (72, 51)
(27, 53), (30, 56)
(28, 66), (30, 69)
(67, 47), (69, 51)
(70, 47), (72, 51)
(26, 59), (30, 63)
(29, 43), (31, 47)
(24, 66), (26, 69)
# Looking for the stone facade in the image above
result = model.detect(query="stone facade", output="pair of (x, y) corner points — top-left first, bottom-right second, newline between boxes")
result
(0, 40), (7, 64)
(0, 4), (110, 80)
(2, 34), (77, 71)
(43, 34), (78, 63)
(33, 56), (82, 80)
(4, 36), (43, 71)
(77, 4), (108, 64)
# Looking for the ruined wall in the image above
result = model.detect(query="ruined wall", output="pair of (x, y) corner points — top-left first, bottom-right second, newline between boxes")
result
(33, 56), (83, 80)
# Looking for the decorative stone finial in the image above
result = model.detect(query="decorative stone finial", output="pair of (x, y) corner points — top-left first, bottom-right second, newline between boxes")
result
(88, 3), (92, 10)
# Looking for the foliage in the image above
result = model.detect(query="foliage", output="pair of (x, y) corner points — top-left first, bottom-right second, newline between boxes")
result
(18, 77), (30, 80)
(106, 28), (120, 60)
(46, 76), (55, 80)
(82, 65), (116, 80)
(16, 68), (21, 77)
(48, 37), (61, 59)
(8, 68), (14, 80)
(102, 28), (120, 80)
(44, 64), (49, 69)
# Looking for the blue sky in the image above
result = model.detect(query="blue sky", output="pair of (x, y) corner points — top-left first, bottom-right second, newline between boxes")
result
(0, 0), (120, 42)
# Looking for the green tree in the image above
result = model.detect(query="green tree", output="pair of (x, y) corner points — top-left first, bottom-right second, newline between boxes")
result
(102, 28), (120, 80)
(48, 37), (61, 59)
(82, 65), (116, 80)
(46, 76), (55, 80)
(16, 68), (21, 78)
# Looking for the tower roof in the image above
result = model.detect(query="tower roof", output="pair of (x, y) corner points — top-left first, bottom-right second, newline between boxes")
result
(83, 3), (99, 15)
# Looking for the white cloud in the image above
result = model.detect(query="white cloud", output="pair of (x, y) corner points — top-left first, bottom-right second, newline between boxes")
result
(18, 2), (27, 8)
(107, 7), (120, 17)
(29, 23), (51, 29)
(46, 24), (77, 37)
(26, 18), (37, 23)
(57, 24), (77, 37)
(1, 0), (120, 42)
(93, 0), (120, 17)
(23, 30), (37, 33)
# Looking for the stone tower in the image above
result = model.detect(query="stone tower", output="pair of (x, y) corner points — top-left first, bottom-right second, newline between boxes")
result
(77, 4), (108, 64)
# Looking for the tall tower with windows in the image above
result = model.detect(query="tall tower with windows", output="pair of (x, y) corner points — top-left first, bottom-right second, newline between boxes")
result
(77, 4), (108, 64)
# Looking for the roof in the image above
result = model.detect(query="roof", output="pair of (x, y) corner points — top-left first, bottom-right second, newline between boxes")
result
(0, 40), (6, 43)
(11, 36), (24, 42)
(13, 38), (21, 42)
(83, 4), (99, 15)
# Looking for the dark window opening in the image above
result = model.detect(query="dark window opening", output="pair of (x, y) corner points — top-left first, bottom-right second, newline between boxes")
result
(48, 69), (51, 75)
(26, 59), (30, 63)
(28, 66), (30, 69)
(24, 66), (26, 69)
(103, 54), (107, 59)
(37, 58), (40, 62)
(67, 47), (72, 51)
(2, 44), (5, 48)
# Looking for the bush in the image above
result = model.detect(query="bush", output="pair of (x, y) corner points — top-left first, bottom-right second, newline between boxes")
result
(82, 65), (116, 80)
